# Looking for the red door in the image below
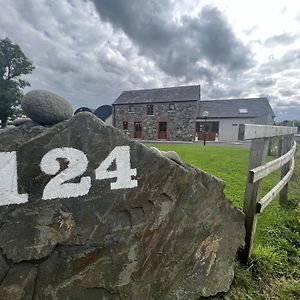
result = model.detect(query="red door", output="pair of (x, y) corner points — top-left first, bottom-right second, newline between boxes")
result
(158, 122), (167, 139)
(134, 122), (142, 138)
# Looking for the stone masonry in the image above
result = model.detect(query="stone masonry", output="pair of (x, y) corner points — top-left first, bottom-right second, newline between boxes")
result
(113, 101), (198, 141)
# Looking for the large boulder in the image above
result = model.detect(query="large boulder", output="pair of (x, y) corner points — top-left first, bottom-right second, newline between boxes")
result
(0, 113), (245, 299)
(21, 90), (73, 125)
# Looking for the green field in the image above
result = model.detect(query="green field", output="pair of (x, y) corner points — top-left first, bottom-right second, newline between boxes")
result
(147, 143), (300, 300)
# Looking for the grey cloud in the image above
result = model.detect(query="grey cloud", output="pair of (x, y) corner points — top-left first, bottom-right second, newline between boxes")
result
(255, 78), (277, 88)
(204, 84), (244, 100)
(266, 92), (300, 121)
(277, 100), (300, 107)
(3, 0), (300, 120)
(260, 49), (300, 74)
(91, 0), (174, 48)
(185, 8), (253, 70)
(279, 89), (295, 97)
(243, 25), (257, 35)
(1, 0), (164, 110)
(272, 104), (300, 121)
(281, 49), (300, 64)
(46, 50), (79, 74)
(264, 33), (297, 48)
(92, 1), (254, 80)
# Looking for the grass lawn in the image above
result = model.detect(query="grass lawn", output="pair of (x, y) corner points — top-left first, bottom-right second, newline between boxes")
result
(147, 143), (300, 300)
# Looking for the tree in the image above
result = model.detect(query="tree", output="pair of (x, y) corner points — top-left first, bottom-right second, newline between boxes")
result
(0, 38), (34, 128)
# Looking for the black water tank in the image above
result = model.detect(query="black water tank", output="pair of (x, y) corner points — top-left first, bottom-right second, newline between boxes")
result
(74, 107), (94, 115)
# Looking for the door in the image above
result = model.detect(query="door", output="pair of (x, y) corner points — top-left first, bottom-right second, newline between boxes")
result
(196, 122), (218, 141)
(158, 122), (167, 139)
(134, 122), (142, 138)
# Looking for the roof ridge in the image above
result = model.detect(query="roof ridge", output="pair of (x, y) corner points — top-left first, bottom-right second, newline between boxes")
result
(122, 84), (200, 93)
(113, 85), (201, 104)
(200, 97), (268, 102)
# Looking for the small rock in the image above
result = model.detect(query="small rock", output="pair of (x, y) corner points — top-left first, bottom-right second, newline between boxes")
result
(161, 150), (182, 164)
(10, 118), (38, 129)
(150, 147), (181, 164)
(10, 118), (32, 126)
(21, 90), (73, 125)
(149, 146), (163, 155)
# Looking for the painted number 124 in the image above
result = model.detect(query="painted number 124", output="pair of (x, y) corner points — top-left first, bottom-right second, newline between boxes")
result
(0, 146), (138, 206)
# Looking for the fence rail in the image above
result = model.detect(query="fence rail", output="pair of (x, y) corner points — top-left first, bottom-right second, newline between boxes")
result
(238, 124), (297, 262)
(249, 141), (296, 183)
(257, 157), (295, 213)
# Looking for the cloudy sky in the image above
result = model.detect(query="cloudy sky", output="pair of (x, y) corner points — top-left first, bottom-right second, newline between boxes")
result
(1, 0), (300, 120)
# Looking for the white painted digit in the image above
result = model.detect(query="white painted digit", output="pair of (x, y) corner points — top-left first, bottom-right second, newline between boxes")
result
(95, 146), (137, 189)
(40, 147), (91, 200)
(0, 152), (28, 206)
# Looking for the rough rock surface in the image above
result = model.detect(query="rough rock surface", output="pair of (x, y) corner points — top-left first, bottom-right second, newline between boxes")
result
(21, 90), (73, 125)
(0, 253), (9, 282)
(0, 113), (245, 299)
(0, 263), (38, 300)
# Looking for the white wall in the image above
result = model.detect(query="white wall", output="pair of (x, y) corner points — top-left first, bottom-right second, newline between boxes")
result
(105, 114), (113, 126)
(217, 118), (255, 141)
(208, 116), (273, 141)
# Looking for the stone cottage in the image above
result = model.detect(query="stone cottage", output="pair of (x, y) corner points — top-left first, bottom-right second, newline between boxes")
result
(112, 85), (275, 142)
(112, 85), (200, 141)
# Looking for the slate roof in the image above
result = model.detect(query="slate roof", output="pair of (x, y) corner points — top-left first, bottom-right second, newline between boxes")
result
(113, 85), (200, 105)
(197, 97), (274, 119)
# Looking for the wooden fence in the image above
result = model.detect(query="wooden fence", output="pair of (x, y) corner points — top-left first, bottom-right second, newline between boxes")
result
(238, 124), (298, 262)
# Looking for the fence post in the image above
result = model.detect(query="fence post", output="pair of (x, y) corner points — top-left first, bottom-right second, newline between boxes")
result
(242, 138), (269, 263)
(279, 134), (293, 206)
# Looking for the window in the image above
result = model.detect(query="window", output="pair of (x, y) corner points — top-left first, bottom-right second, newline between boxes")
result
(169, 103), (175, 111)
(238, 108), (248, 114)
(134, 122), (142, 132)
(212, 122), (219, 132)
(146, 104), (153, 115)
(196, 122), (219, 133)
(128, 105), (133, 112)
(123, 121), (128, 130)
(196, 122), (203, 132)
(159, 122), (167, 132)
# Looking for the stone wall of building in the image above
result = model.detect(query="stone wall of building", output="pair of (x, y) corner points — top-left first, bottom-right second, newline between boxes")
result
(113, 101), (197, 141)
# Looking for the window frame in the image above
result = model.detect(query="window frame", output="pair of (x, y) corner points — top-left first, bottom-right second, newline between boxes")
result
(146, 104), (154, 115)
(123, 121), (128, 130)
(238, 108), (248, 114)
(168, 103), (175, 111)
